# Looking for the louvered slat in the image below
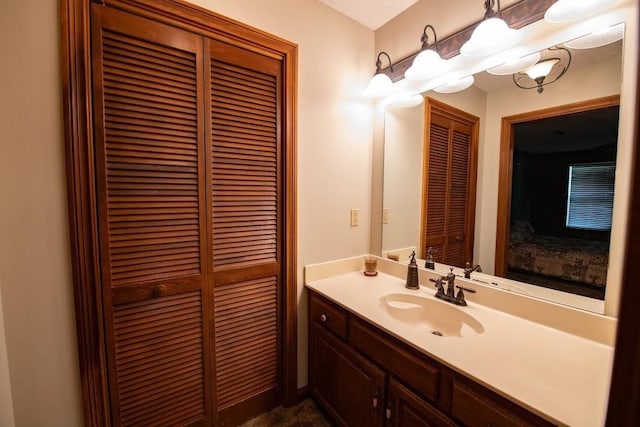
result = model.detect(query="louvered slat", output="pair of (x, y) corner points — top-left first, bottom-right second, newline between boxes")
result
(113, 292), (205, 426)
(214, 277), (278, 410)
(211, 60), (278, 268)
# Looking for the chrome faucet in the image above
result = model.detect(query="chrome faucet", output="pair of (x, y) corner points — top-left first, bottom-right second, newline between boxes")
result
(430, 268), (476, 306)
(464, 262), (482, 279)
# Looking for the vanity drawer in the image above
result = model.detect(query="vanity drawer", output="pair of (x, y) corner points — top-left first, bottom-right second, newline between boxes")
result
(451, 380), (555, 427)
(349, 316), (440, 402)
(309, 292), (348, 340)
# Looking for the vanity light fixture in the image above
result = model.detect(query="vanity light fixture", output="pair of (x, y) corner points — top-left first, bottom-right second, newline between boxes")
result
(363, 51), (395, 98)
(544, 0), (621, 24)
(564, 22), (625, 50)
(405, 25), (449, 82)
(460, 0), (520, 58)
(513, 47), (572, 94)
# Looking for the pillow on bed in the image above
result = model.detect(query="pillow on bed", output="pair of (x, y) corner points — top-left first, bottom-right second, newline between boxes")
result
(510, 220), (535, 242)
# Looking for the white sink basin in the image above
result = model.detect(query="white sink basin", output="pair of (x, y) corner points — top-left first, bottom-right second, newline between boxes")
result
(380, 293), (484, 338)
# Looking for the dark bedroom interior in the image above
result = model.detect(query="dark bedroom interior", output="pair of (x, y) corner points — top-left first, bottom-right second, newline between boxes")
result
(508, 105), (620, 299)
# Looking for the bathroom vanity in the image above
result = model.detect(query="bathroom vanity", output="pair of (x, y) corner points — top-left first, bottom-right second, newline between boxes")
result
(306, 257), (614, 427)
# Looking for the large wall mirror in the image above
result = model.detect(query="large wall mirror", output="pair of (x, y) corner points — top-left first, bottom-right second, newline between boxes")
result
(380, 12), (634, 315)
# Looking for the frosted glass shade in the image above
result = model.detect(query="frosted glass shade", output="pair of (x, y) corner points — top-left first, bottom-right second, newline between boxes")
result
(363, 73), (395, 98)
(544, 0), (616, 23)
(564, 23), (625, 49)
(434, 75), (475, 94)
(405, 49), (449, 81)
(390, 94), (424, 108)
(460, 18), (520, 58)
(487, 52), (541, 75)
(525, 59), (559, 80)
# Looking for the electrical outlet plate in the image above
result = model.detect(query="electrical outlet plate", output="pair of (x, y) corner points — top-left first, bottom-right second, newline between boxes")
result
(350, 208), (360, 227)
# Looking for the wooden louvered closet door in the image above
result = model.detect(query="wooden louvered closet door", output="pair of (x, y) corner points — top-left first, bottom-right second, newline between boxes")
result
(206, 39), (283, 424)
(92, 5), (211, 426)
(91, 6), (211, 426)
(422, 99), (478, 268)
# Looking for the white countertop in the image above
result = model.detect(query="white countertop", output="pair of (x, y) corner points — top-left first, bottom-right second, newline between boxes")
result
(306, 270), (614, 427)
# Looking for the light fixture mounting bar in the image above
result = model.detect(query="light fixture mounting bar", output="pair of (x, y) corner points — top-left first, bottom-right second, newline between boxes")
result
(380, 0), (555, 82)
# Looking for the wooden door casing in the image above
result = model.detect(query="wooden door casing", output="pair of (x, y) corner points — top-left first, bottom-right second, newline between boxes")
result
(62, 0), (298, 425)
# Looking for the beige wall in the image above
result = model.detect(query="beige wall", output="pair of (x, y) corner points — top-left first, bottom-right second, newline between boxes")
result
(0, 0), (374, 423)
(0, 1), (84, 425)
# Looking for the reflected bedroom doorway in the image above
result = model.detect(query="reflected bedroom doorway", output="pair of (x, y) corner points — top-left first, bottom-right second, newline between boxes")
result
(495, 96), (620, 300)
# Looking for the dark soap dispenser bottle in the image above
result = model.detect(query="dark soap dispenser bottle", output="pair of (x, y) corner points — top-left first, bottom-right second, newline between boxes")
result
(424, 247), (435, 270)
(406, 251), (420, 290)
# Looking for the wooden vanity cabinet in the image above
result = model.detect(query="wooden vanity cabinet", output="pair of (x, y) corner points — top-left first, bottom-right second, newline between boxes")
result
(310, 320), (385, 426)
(308, 290), (556, 427)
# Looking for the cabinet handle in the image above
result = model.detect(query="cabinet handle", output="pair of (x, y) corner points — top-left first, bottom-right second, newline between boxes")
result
(320, 314), (327, 323)
(372, 392), (379, 409)
(385, 402), (392, 420)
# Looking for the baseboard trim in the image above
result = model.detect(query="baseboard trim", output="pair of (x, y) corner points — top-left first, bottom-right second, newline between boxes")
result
(295, 386), (310, 404)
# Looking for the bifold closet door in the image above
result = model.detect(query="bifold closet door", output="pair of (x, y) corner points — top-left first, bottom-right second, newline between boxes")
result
(206, 39), (284, 424)
(91, 5), (211, 426)
(423, 111), (475, 268)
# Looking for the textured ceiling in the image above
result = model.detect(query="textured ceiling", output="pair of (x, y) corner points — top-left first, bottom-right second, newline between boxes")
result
(316, 0), (419, 30)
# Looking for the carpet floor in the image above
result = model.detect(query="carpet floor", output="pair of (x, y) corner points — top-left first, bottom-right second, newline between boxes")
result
(241, 399), (333, 427)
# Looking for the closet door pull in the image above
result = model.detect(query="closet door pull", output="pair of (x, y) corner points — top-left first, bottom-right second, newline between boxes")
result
(152, 285), (167, 298)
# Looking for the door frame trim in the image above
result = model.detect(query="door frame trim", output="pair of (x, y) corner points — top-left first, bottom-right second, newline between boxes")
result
(494, 95), (620, 277)
(61, 0), (298, 424)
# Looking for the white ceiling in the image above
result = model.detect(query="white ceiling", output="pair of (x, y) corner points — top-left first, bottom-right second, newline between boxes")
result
(316, 0), (418, 30)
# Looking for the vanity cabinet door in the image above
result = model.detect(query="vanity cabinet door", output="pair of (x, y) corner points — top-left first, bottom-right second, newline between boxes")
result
(310, 323), (385, 427)
(386, 378), (457, 427)
(451, 380), (555, 427)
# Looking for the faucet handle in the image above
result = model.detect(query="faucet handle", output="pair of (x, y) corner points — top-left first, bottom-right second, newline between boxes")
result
(454, 285), (476, 306)
(429, 278), (445, 296)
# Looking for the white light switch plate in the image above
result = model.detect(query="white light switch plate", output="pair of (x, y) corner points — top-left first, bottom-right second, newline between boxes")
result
(350, 209), (360, 227)
(382, 208), (389, 224)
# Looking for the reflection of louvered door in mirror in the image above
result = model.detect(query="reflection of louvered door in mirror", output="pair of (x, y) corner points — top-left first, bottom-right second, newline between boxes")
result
(421, 98), (479, 268)
(89, 4), (293, 426)
(206, 39), (283, 424)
